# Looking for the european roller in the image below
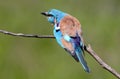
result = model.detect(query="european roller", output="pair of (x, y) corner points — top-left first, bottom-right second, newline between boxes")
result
(41, 9), (90, 72)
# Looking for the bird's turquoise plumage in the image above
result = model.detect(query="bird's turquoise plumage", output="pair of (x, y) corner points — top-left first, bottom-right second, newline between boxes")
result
(41, 9), (90, 72)
(53, 25), (64, 48)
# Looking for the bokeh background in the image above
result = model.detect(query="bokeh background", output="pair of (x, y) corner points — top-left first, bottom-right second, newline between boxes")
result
(0, 0), (120, 79)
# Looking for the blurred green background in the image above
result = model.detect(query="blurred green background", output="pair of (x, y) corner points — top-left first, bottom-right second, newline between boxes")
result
(0, 0), (120, 79)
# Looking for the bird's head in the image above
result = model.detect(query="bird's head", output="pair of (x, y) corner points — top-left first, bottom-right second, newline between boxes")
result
(41, 9), (67, 24)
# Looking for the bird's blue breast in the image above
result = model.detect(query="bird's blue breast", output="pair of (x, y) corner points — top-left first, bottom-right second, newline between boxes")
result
(53, 28), (64, 48)
(52, 13), (67, 48)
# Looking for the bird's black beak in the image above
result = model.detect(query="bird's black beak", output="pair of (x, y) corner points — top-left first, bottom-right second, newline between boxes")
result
(41, 12), (53, 17)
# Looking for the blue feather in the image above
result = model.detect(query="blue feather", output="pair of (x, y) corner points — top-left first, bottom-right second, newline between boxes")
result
(75, 47), (90, 72)
(53, 27), (64, 48)
(71, 34), (90, 72)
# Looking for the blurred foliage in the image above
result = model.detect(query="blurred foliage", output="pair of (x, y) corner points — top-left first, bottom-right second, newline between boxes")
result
(0, 0), (120, 79)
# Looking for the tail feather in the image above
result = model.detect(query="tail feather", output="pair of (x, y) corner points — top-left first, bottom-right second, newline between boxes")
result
(75, 48), (90, 72)
(71, 34), (90, 72)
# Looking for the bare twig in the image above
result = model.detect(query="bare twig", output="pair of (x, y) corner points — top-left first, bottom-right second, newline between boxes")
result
(85, 45), (120, 79)
(0, 29), (120, 78)
(0, 30), (55, 38)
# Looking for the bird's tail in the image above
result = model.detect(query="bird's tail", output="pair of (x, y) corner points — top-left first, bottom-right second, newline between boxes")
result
(71, 34), (90, 72)
(75, 47), (90, 72)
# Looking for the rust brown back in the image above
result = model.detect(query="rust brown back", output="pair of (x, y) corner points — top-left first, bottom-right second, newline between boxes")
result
(59, 15), (82, 37)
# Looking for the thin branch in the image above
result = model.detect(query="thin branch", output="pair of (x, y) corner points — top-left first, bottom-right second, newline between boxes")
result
(0, 30), (55, 39)
(85, 45), (120, 79)
(0, 29), (120, 78)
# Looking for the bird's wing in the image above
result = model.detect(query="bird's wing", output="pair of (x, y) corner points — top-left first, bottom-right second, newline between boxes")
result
(59, 15), (83, 61)
(59, 14), (84, 52)
(59, 14), (83, 52)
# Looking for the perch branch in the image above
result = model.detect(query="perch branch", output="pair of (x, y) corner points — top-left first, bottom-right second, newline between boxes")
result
(0, 29), (120, 78)
(85, 45), (120, 79)
(0, 30), (55, 39)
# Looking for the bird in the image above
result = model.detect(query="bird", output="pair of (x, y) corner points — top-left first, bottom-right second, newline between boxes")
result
(41, 9), (90, 72)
